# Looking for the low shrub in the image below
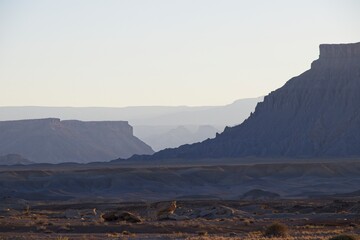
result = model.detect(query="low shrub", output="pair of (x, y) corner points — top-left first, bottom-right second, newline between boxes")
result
(197, 231), (208, 236)
(264, 222), (288, 237)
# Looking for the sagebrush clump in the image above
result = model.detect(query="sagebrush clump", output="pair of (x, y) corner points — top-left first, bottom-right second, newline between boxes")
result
(264, 222), (288, 237)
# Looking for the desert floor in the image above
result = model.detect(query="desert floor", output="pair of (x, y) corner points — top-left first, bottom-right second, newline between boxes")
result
(0, 198), (359, 240)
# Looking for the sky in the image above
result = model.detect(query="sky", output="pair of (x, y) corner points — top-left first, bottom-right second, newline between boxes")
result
(0, 0), (359, 107)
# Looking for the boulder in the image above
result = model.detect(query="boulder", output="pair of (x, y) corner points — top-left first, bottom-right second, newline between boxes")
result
(189, 205), (239, 219)
(101, 211), (141, 223)
(79, 208), (100, 220)
(64, 209), (80, 219)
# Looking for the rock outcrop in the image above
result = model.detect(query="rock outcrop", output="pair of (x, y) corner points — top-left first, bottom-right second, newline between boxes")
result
(0, 118), (153, 163)
(101, 211), (142, 223)
(241, 189), (280, 200)
(125, 42), (360, 160)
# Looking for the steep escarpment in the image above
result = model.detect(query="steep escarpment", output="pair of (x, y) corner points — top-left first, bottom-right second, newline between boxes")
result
(0, 118), (153, 163)
(128, 42), (360, 160)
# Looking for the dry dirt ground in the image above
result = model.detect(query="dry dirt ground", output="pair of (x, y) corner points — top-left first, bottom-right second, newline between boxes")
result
(0, 198), (359, 240)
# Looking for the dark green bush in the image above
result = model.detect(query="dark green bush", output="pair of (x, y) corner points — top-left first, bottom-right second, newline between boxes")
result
(264, 222), (288, 237)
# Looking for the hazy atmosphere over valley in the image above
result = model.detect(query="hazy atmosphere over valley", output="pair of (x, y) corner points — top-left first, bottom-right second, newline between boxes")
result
(1, 1), (360, 239)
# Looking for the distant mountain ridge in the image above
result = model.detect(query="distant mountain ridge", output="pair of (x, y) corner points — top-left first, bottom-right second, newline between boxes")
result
(0, 98), (261, 151)
(0, 97), (261, 126)
(0, 118), (153, 163)
(0, 154), (33, 165)
(137, 125), (220, 151)
(130, 97), (262, 126)
(124, 42), (360, 160)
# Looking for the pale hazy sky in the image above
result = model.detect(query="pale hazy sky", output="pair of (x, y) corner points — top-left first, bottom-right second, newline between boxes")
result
(1, 0), (359, 107)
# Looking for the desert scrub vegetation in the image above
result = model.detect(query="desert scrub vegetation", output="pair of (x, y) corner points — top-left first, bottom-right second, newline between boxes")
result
(264, 222), (289, 237)
(197, 231), (208, 236)
(329, 235), (358, 240)
(56, 237), (70, 240)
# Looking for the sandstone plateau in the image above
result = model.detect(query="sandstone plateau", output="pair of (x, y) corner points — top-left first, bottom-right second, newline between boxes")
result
(0, 118), (153, 163)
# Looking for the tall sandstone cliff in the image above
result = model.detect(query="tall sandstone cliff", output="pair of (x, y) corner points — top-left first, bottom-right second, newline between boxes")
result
(131, 42), (360, 160)
(0, 118), (154, 163)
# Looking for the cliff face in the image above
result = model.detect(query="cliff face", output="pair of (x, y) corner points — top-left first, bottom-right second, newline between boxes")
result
(0, 118), (154, 163)
(133, 42), (360, 160)
(319, 42), (360, 59)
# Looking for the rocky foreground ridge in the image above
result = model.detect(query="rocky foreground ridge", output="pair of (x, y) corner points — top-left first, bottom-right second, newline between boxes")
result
(125, 42), (360, 160)
(0, 118), (153, 163)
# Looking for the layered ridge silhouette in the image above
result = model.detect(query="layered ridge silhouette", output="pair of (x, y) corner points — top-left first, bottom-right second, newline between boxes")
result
(0, 118), (153, 163)
(124, 42), (360, 160)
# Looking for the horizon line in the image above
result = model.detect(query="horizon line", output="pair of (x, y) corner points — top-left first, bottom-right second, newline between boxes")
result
(0, 96), (264, 109)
